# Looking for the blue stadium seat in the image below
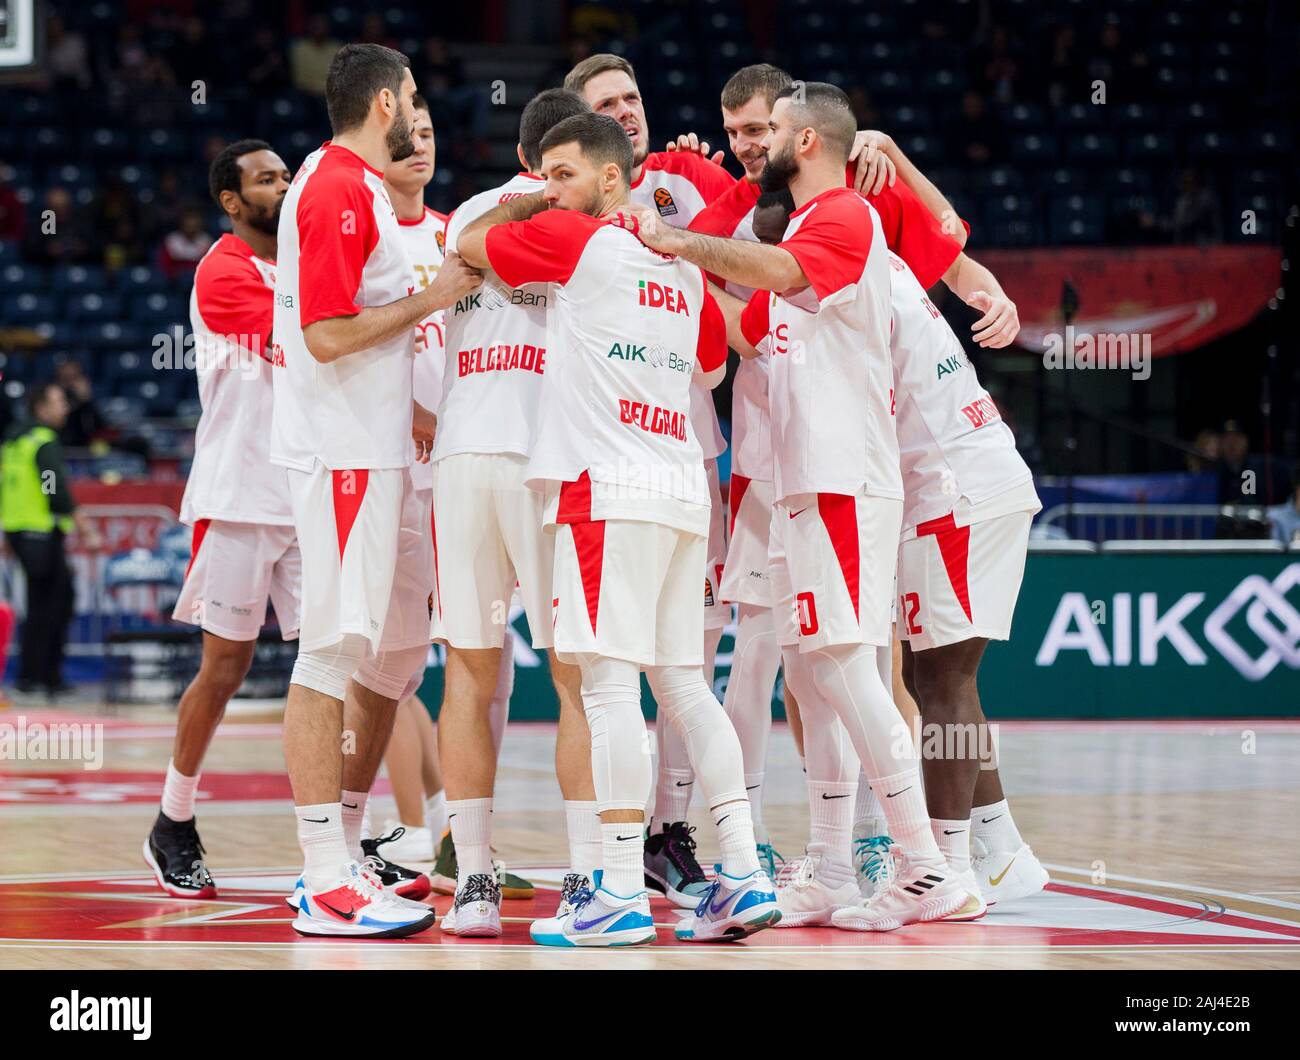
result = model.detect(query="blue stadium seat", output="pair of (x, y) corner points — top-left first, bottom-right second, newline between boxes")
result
(1066, 131), (1118, 162)
(31, 322), (77, 346)
(51, 265), (108, 294)
(100, 395), (148, 427)
(1049, 195), (1106, 244)
(0, 263), (44, 292)
(104, 350), (157, 382)
(68, 292), (123, 321)
(1125, 130), (1176, 160)
(4, 292), (56, 324)
(0, 241), (19, 266)
(1010, 132), (1058, 164)
(1002, 103), (1048, 131)
(32, 127), (70, 155)
(131, 292), (187, 323)
(1185, 129), (1236, 159)
(116, 265), (170, 297)
(87, 128), (132, 160)
(83, 322), (148, 349)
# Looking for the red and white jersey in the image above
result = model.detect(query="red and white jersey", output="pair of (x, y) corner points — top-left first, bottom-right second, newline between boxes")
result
(630, 151), (733, 461)
(483, 209), (728, 537)
(740, 187), (898, 504)
(270, 142), (414, 473)
(694, 172), (964, 485)
(437, 172), (551, 461)
(181, 234), (291, 526)
(396, 204), (448, 492)
(888, 252), (1037, 533)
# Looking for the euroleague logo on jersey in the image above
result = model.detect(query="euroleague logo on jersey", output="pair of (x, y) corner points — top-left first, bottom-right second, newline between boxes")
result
(653, 187), (678, 217)
(435, 229), (446, 254)
(637, 280), (691, 315)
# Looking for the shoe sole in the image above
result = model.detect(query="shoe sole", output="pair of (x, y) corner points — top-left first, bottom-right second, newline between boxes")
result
(292, 910), (436, 939)
(395, 876), (432, 902)
(833, 888), (969, 932)
(500, 884), (535, 900)
(530, 927), (657, 948)
(772, 907), (839, 928)
(644, 868), (709, 909)
(677, 906), (783, 942)
(141, 837), (217, 900)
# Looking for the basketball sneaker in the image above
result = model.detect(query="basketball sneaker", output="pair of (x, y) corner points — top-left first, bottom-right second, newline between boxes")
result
(292, 861), (436, 938)
(285, 860), (430, 913)
(941, 868), (988, 922)
(556, 872), (592, 919)
(643, 821), (712, 908)
(440, 872), (502, 937)
(771, 854), (861, 927)
(374, 821), (435, 866)
(852, 832), (897, 899)
(831, 854), (969, 931)
(529, 870), (656, 948)
(674, 865), (781, 941)
(143, 812), (217, 899)
(428, 830), (535, 899)
(360, 831), (432, 901)
(971, 837), (1049, 905)
(756, 841), (785, 879)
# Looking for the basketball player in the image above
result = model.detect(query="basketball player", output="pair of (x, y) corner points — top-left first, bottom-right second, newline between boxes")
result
(564, 53), (736, 907)
(457, 112), (780, 945)
(144, 139), (294, 899)
(617, 84), (975, 929)
(431, 87), (599, 936)
(270, 43), (479, 939)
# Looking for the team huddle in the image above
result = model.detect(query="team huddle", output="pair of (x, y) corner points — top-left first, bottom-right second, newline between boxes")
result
(143, 43), (1049, 947)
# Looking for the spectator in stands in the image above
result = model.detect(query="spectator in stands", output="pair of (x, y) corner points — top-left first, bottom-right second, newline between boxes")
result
(0, 166), (25, 243)
(170, 17), (214, 86)
(1218, 420), (1263, 503)
(45, 13), (92, 92)
(1267, 468), (1300, 546)
(359, 11), (398, 50)
(54, 362), (107, 449)
(1043, 23), (1083, 106)
(1, 382), (100, 698)
(420, 36), (488, 164)
(1186, 428), (1221, 474)
(24, 187), (92, 266)
(1171, 167), (1223, 244)
(92, 172), (147, 269)
(1088, 17), (1150, 98)
(948, 89), (1003, 165)
(973, 25), (1022, 104)
(290, 14), (341, 96)
(247, 25), (291, 94)
(157, 207), (213, 280)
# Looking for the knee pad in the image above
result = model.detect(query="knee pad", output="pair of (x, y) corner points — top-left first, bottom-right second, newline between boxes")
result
(354, 644), (430, 702)
(291, 637), (367, 701)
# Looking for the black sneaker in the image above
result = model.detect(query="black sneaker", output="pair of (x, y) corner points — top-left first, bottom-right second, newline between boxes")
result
(143, 811), (217, 898)
(644, 821), (712, 908)
(362, 829), (432, 901)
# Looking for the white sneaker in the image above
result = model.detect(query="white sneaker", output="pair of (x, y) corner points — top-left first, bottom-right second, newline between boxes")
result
(831, 854), (969, 932)
(375, 821), (434, 865)
(971, 838), (1050, 905)
(286, 863), (429, 913)
(851, 831), (897, 900)
(675, 865), (781, 941)
(440, 872), (502, 937)
(772, 854), (861, 928)
(940, 868), (988, 921)
(529, 871), (656, 948)
(291, 862), (436, 938)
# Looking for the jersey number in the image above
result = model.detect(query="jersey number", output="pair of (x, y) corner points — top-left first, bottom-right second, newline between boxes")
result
(796, 592), (819, 637)
(901, 592), (923, 635)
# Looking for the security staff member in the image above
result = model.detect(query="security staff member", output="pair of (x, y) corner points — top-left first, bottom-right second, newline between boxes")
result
(1, 382), (100, 696)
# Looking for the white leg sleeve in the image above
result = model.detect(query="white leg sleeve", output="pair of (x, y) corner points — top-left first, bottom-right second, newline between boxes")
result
(646, 664), (747, 809)
(578, 654), (651, 814)
(722, 604), (781, 775)
(807, 642), (917, 780)
(291, 635), (368, 701)
(353, 644), (430, 702)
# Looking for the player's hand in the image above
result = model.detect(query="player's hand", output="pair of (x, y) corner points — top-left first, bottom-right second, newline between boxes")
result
(426, 251), (480, 307)
(849, 131), (897, 197)
(412, 402), (437, 463)
(665, 132), (725, 167)
(967, 290), (1020, 348)
(609, 202), (678, 253)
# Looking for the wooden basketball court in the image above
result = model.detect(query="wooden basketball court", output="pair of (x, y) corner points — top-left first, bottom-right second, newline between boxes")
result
(2, 704), (1298, 970)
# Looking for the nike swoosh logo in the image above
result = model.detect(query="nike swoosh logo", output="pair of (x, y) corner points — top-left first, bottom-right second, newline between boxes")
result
(675, 780), (693, 787)
(317, 899), (357, 921)
(821, 793), (850, 799)
(716, 815), (730, 826)
(981, 815), (1003, 824)
(788, 507), (808, 519)
(342, 802), (358, 809)
(745, 785), (761, 791)
(302, 817), (329, 824)
(943, 829), (966, 835)
(885, 787), (912, 798)
(615, 834), (639, 842)
(572, 907), (627, 932)
(989, 856), (1018, 887)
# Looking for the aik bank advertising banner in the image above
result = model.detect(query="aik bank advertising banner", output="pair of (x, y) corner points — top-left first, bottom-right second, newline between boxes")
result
(419, 551), (1300, 720)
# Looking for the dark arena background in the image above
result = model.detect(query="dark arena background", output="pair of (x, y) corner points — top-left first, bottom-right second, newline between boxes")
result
(0, 0), (1297, 1025)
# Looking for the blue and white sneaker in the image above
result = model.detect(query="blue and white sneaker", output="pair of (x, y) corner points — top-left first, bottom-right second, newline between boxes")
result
(529, 871), (656, 948)
(675, 865), (781, 942)
(644, 821), (713, 908)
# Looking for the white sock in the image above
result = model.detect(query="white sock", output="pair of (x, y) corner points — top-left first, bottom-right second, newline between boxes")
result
(744, 772), (768, 844)
(424, 790), (447, 838)
(564, 800), (602, 879)
(713, 801), (760, 878)
(870, 766), (942, 860)
(807, 778), (857, 869)
(853, 768), (884, 835)
(341, 789), (367, 861)
(932, 818), (971, 874)
(600, 821), (644, 896)
(361, 799), (373, 843)
(161, 759), (200, 822)
(297, 803), (350, 890)
(446, 797), (493, 884)
(971, 799), (1024, 851)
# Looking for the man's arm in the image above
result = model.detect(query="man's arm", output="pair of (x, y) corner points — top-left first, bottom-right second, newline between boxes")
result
(855, 131), (967, 247)
(456, 192), (549, 269)
(303, 252), (481, 364)
(940, 252), (1020, 348)
(707, 282), (764, 360)
(615, 204), (807, 294)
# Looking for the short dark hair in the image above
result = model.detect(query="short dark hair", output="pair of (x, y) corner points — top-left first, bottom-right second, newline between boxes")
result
(756, 187), (795, 214)
(775, 81), (856, 162)
(539, 112), (634, 185)
(325, 43), (411, 136)
(721, 64), (792, 111)
(411, 92), (430, 117)
(208, 139), (273, 207)
(563, 53), (636, 94)
(519, 88), (590, 170)
(27, 381), (63, 418)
